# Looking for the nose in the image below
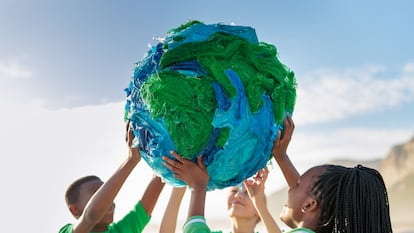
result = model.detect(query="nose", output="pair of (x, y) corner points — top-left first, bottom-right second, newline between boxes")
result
(234, 190), (243, 199)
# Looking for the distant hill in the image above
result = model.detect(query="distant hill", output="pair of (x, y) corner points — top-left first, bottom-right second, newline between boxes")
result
(267, 136), (414, 233)
(381, 136), (414, 188)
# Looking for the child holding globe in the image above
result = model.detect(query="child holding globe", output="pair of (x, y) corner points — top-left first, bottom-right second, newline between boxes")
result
(163, 114), (393, 233)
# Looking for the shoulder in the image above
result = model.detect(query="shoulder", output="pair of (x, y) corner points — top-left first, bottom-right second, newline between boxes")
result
(58, 223), (73, 233)
(110, 201), (150, 231)
(134, 201), (150, 219)
(286, 228), (315, 233)
(183, 216), (211, 233)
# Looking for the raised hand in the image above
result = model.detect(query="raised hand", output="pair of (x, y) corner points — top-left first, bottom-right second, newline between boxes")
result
(163, 151), (209, 190)
(125, 121), (140, 163)
(271, 112), (295, 160)
(244, 167), (269, 201)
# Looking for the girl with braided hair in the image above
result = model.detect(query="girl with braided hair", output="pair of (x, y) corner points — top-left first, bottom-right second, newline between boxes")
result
(162, 113), (392, 233)
(272, 114), (393, 233)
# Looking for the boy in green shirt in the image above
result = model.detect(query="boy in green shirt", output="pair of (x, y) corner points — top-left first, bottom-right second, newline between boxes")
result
(59, 123), (165, 233)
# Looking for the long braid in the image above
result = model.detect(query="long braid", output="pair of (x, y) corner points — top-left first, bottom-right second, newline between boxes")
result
(311, 164), (392, 233)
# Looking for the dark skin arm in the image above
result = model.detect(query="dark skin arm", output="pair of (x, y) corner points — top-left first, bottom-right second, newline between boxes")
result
(163, 151), (209, 218)
(272, 113), (300, 188)
(73, 123), (141, 233)
(72, 123), (165, 233)
(140, 174), (165, 216)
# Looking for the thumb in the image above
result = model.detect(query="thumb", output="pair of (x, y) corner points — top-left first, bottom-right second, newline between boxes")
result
(197, 156), (206, 169)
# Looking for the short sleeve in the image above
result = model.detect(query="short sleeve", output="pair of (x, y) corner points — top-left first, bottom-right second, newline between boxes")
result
(183, 216), (211, 233)
(286, 228), (316, 233)
(58, 223), (73, 233)
(110, 201), (150, 233)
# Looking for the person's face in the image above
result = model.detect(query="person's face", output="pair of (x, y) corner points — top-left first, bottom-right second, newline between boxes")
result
(280, 166), (323, 228)
(227, 185), (258, 220)
(74, 179), (115, 228)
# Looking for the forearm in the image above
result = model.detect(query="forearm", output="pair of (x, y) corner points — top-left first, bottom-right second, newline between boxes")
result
(253, 199), (281, 233)
(82, 157), (139, 227)
(274, 154), (299, 187)
(141, 175), (165, 216)
(188, 188), (206, 218)
(160, 187), (186, 233)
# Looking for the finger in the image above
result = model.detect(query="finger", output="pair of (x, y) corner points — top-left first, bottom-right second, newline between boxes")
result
(172, 173), (183, 180)
(274, 130), (282, 147)
(125, 121), (131, 142)
(127, 128), (135, 147)
(164, 162), (176, 173)
(128, 127), (134, 138)
(197, 156), (206, 169)
(272, 130), (281, 148)
(162, 156), (184, 170)
(287, 112), (294, 125)
(261, 168), (269, 181)
(283, 114), (290, 129)
(125, 120), (130, 131)
(170, 150), (184, 163)
(243, 179), (253, 188)
(286, 113), (295, 130)
(256, 169), (264, 178)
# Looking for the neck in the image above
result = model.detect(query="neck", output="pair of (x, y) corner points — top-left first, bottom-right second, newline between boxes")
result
(296, 217), (317, 232)
(92, 225), (108, 232)
(231, 217), (256, 233)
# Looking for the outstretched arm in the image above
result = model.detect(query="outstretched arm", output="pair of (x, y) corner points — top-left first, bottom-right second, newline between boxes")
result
(140, 174), (165, 216)
(163, 151), (211, 233)
(73, 122), (141, 233)
(159, 187), (186, 233)
(272, 113), (299, 188)
(163, 151), (209, 217)
(244, 167), (281, 233)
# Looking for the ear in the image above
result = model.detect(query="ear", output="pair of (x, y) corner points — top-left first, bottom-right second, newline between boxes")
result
(68, 204), (82, 219)
(301, 198), (318, 213)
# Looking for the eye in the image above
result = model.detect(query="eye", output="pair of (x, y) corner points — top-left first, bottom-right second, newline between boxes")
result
(230, 189), (238, 194)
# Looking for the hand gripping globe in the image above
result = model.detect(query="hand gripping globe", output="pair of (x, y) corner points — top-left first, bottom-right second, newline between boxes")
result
(124, 20), (296, 190)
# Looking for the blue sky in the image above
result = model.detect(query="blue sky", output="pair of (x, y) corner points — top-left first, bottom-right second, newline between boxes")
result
(1, 1), (414, 232)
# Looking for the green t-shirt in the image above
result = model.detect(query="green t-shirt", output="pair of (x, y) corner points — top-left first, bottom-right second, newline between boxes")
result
(182, 216), (315, 233)
(182, 216), (259, 233)
(182, 216), (222, 233)
(59, 201), (150, 233)
(285, 227), (315, 233)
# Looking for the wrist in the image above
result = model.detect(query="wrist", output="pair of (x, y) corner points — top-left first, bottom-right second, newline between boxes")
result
(273, 152), (288, 161)
(128, 148), (140, 163)
(191, 185), (207, 192)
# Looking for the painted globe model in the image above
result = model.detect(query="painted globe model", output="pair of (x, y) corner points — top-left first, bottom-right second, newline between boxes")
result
(124, 20), (296, 190)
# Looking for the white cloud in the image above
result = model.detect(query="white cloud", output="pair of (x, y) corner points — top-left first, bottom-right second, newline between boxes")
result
(1, 90), (413, 233)
(294, 63), (414, 125)
(290, 127), (413, 164)
(2, 62), (414, 233)
(0, 60), (33, 79)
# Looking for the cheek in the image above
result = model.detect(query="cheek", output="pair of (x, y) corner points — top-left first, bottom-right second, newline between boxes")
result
(227, 195), (234, 209)
(245, 201), (258, 215)
(226, 202), (231, 210)
(287, 188), (304, 205)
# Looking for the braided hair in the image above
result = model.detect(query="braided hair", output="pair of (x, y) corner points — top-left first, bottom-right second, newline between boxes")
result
(311, 164), (392, 233)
